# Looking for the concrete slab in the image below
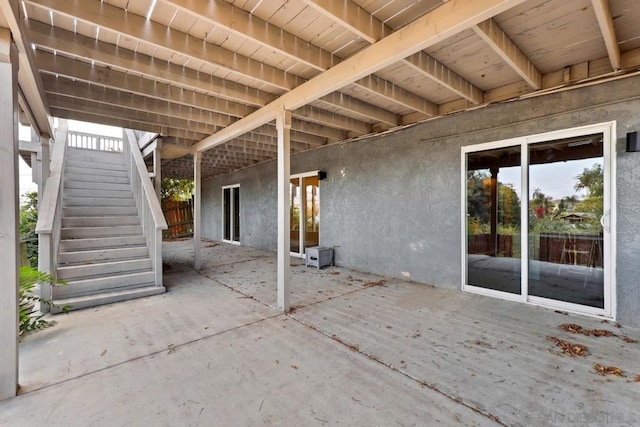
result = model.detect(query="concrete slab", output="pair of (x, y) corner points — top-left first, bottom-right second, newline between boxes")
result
(3, 314), (492, 426)
(3, 241), (639, 426)
(17, 262), (275, 392)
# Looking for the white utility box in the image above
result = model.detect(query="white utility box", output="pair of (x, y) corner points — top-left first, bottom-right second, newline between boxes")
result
(305, 246), (333, 269)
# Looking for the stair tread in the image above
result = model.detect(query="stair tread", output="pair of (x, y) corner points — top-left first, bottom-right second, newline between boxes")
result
(57, 258), (151, 269)
(58, 255), (150, 267)
(52, 285), (165, 311)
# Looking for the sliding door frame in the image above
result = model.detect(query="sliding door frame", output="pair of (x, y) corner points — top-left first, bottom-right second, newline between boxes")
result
(461, 121), (616, 319)
(222, 184), (241, 245)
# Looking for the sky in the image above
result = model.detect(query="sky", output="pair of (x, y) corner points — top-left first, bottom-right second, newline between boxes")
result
(498, 157), (601, 201)
(18, 119), (123, 205)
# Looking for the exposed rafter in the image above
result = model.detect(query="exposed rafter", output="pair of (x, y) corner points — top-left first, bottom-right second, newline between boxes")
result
(26, 0), (303, 92)
(0, 0), (52, 136)
(591, 0), (621, 71)
(301, 0), (484, 104)
(193, 0), (528, 153)
(473, 18), (542, 90)
(158, 0), (420, 123)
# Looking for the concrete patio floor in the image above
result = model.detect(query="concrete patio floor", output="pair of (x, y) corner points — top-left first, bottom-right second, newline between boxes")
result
(2, 240), (639, 426)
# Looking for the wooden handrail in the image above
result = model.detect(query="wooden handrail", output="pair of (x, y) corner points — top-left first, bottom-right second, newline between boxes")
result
(124, 129), (167, 230)
(35, 120), (68, 234)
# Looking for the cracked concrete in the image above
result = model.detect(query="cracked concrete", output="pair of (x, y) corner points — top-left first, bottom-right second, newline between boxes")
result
(2, 240), (639, 426)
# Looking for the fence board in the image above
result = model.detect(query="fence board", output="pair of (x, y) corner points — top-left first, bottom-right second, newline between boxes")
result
(162, 200), (194, 239)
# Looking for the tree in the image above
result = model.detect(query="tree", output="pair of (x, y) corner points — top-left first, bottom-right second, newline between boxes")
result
(161, 178), (194, 202)
(530, 188), (554, 218)
(467, 170), (490, 223)
(574, 163), (603, 197)
(498, 183), (520, 227)
(573, 163), (604, 229)
(19, 191), (39, 267)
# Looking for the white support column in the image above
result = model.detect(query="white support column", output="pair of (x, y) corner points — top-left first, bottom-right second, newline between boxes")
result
(31, 128), (50, 210)
(40, 133), (50, 199)
(0, 28), (20, 401)
(193, 151), (202, 270)
(276, 109), (292, 312)
(154, 138), (162, 202)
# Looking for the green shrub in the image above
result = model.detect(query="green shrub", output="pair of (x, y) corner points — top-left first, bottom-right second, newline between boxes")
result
(19, 267), (69, 335)
(19, 192), (39, 267)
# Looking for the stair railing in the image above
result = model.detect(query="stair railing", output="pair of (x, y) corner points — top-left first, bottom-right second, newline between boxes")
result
(123, 129), (167, 287)
(67, 130), (123, 152)
(35, 121), (69, 308)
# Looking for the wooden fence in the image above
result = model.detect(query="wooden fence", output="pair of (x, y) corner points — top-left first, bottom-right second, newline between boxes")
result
(162, 200), (194, 239)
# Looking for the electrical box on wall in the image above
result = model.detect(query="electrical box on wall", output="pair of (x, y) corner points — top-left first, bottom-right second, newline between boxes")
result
(627, 131), (639, 152)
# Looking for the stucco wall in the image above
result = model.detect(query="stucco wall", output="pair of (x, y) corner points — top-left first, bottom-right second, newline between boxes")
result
(201, 75), (640, 326)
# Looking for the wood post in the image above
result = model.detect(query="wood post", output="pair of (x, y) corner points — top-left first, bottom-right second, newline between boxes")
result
(0, 28), (19, 401)
(193, 151), (202, 270)
(154, 138), (162, 202)
(277, 110), (291, 312)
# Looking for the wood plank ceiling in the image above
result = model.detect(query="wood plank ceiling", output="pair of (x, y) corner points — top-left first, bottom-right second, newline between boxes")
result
(8, 0), (640, 178)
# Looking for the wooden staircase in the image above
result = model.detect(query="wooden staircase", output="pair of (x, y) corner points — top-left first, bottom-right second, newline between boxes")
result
(52, 147), (165, 311)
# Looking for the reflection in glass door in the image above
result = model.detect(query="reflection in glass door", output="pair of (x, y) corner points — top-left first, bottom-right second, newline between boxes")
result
(463, 123), (614, 317)
(528, 135), (605, 308)
(290, 173), (320, 256)
(290, 178), (301, 253)
(466, 146), (522, 295)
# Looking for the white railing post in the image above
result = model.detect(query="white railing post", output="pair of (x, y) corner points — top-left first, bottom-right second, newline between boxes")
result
(123, 129), (166, 287)
(36, 120), (69, 309)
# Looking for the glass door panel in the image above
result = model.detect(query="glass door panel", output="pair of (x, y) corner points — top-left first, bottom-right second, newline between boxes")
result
(303, 176), (320, 249)
(223, 188), (231, 241)
(466, 147), (522, 295)
(233, 186), (240, 242)
(528, 134), (605, 308)
(290, 178), (301, 254)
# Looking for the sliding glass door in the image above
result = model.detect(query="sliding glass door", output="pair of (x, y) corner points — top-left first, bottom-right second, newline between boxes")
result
(290, 172), (320, 257)
(463, 123), (615, 318)
(223, 185), (240, 244)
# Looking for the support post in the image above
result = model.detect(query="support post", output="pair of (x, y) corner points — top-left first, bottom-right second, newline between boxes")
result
(0, 28), (20, 401)
(32, 129), (50, 209)
(193, 151), (202, 270)
(277, 110), (292, 312)
(489, 167), (499, 256)
(154, 138), (162, 202)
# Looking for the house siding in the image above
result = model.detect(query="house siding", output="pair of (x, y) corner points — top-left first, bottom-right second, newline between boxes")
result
(202, 74), (640, 327)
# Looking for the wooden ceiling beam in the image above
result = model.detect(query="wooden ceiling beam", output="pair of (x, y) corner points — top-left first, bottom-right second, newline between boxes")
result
(47, 93), (225, 135)
(36, 49), (345, 141)
(162, 0), (335, 73)
(352, 75), (438, 117)
(473, 18), (542, 90)
(42, 74), (236, 128)
(591, 0), (621, 71)
(27, 19), (268, 110)
(163, 0), (412, 124)
(301, 0), (484, 104)
(0, 0), (53, 136)
(295, 105), (372, 135)
(27, 0), (304, 92)
(49, 107), (209, 141)
(318, 93), (399, 126)
(194, 0), (526, 153)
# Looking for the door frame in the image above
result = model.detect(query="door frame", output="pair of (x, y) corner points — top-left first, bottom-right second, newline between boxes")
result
(222, 184), (240, 245)
(290, 171), (320, 258)
(460, 121), (617, 320)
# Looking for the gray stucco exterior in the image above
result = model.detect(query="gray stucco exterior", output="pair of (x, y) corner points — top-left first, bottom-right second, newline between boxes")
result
(202, 75), (640, 327)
